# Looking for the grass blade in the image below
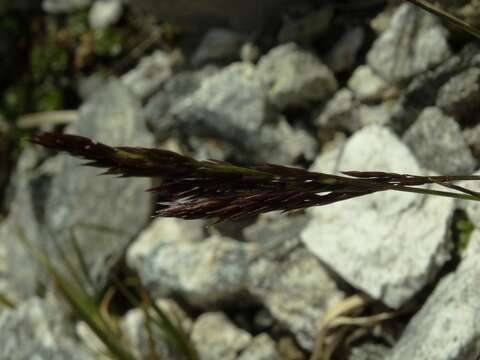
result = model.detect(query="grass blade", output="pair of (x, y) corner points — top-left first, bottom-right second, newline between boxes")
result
(405, 0), (480, 39)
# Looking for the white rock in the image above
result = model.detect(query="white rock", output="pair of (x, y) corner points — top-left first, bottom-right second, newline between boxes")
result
(302, 126), (455, 308)
(325, 26), (365, 73)
(257, 43), (337, 108)
(88, 0), (123, 29)
(347, 65), (390, 102)
(121, 50), (183, 99)
(367, 3), (450, 84)
(388, 230), (480, 360)
(403, 107), (476, 174)
(191, 312), (252, 360)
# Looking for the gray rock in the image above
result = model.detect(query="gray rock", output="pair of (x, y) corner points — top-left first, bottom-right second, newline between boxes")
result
(121, 298), (193, 359)
(350, 343), (391, 360)
(121, 50), (183, 100)
(88, 0), (123, 29)
(0, 297), (93, 360)
(347, 65), (390, 103)
(277, 6), (333, 44)
(0, 148), (48, 296)
(243, 213), (309, 247)
(237, 333), (279, 360)
(255, 118), (317, 164)
(192, 28), (243, 67)
(357, 103), (392, 128)
(145, 67), (218, 141)
(388, 230), (480, 360)
(191, 312), (252, 360)
(257, 43), (337, 109)
(172, 62), (267, 135)
(403, 107), (476, 174)
(247, 246), (344, 350)
(128, 217), (257, 307)
(164, 63), (316, 163)
(42, 0), (91, 13)
(391, 43), (480, 134)
(302, 126), (455, 308)
(3, 80), (153, 296)
(325, 26), (365, 73)
(316, 88), (360, 132)
(436, 67), (480, 122)
(367, 3), (450, 84)
(240, 42), (261, 63)
(127, 217), (206, 268)
(317, 89), (392, 132)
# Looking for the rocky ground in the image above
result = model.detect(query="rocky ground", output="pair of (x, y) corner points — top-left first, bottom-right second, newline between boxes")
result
(2, 0), (480, 359)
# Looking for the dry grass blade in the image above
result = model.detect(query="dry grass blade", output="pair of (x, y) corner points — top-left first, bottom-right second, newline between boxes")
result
(30, 132), (480, 221)
(404, 0), (480, 39)
(0, 293), (15, 309)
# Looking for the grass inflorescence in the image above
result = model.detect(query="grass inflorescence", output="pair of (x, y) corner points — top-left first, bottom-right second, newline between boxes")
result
(30, 132), (480, 222)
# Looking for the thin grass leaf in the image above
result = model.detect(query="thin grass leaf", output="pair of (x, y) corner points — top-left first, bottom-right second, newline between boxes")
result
(30, 132), (480, 221)
(0, 293), (15, 309)
(405, 0), (480, 39)
(112, 276), (199, 360)
(47, 227), (89, 292)
(16, 226), (137, 360)
(69, 227), (96, 292)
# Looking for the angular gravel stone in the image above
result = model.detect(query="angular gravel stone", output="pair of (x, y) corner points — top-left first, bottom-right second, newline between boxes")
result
(163, 63), (317, 163)
(367, 3), (450, 84)
(192, 28), (243, 67)
(145, 68), (217, 142)
(347, 65), (390, 102)
(325, 26), (365, 73)
(121, 50), (182, 99)
(0, 297), (93, 359)
(316, 88), (360, 132)
(302, 126), (455, 308)
(128, 218), (258, 307)
(88, 0), (123, 29)
(436, 67), (480, 122)
(191, 312), (252, 360)
(237, 333), (279, 360)
(248, 245), (344, 350)
(257, 43), (337, 108)
(403, 107), (476, 174)
(391, 43), (480, 133)
(388, 230), (480, 360)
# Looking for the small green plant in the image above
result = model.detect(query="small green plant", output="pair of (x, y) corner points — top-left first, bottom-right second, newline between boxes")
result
(16, 225), (198, 360)
(456, 217), (475, 254)
(31, 132), (480, 222)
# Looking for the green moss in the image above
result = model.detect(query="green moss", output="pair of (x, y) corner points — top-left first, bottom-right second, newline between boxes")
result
(31, 44), (69, 81)
(456, 218), (474, 254)
(67, 11), (89, 37)
(93, 28), (124, 57)
(2, 84), (28, 118)
(33, 83), (64, 112)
